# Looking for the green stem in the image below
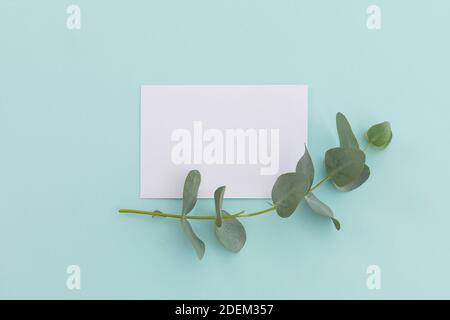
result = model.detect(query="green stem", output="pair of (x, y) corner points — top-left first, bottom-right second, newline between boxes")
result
(309, 176), (330, 192)
(119, 176), (328, 220)
(118, 207), (276, 220)
(120, 144), (374, 220)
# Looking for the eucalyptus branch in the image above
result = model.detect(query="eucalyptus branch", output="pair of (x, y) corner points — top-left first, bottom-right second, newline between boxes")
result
(119, 113), (392, 260)
(119, 171), (339, 220)
(118, 208), (273, 220)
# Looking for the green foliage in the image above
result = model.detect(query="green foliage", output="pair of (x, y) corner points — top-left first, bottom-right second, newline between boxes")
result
(214, 186), (226, 227)
(272, 172), (310, 217)
(120, 112), (393, 260)
(336, 112), (359, 149)
(334, 113), (373, 191)
(334, 165), (370, 192)
(305, 193), (340, 230)
(366, 121), (392, 149)
(215, 211), (246, 253)
(325, 147), (366, 187)
(182, 170), (201, 215)
(296, 146), (314, 188)
(180, 218), (205, 260)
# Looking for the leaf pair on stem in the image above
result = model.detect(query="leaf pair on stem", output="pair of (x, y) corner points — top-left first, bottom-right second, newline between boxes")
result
(180, 171), (245, 259)
(271, 113), (391, 232)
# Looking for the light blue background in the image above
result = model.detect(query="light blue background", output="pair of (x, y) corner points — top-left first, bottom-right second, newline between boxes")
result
(1, 0), (449, 299)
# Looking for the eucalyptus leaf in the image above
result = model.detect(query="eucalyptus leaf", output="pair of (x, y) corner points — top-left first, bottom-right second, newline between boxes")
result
(336, 112), (359, 149)
(296, 146), (314, 188)
(325, 147), (365, 187)
(215, 211), (246, 253)
(366, 121), (392, 149)
(304, 193), (340, 230)
(180, 218), (205, 260)
(334, 165), (370, 192)
(272, 172), (310, 218)
(182, 170), (201, 215)
(214, 186), (226, 227)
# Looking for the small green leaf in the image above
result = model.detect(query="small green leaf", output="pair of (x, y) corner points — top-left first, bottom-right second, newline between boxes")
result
(366, 121), (392, 149)
(215, 211), (246, 253)
(304, 193), (340, 230)
(336, 112), (359, 149)
(296, 146), (314, 188)
(325, 147), (366, 187)
(214, 186), (226, 227)
(151, 210), (164, 218)
(182, 170), (201, 215)
(272, 172), (310, 218)
(180, 218), (205, 260)
(334, 165), (370, 192)
(330, 218), (340, 231)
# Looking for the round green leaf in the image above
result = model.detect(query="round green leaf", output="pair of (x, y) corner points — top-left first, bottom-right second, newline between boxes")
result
(304, 193), (340, 230)
(366, 121), (392, 149)
(182, 170), (201, 215)
(336, 112), (359, 149)
(325, 147), (366, 187)
(296, 146), (314, 188)
(215, 211), (246, 253)
(214, 186), (226, 227)
(272, 172), (310, 218)
(180, 218), (205, 260)
(334, 165), (370, 192)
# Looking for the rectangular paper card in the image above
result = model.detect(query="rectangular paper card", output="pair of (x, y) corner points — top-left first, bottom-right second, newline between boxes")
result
(140, 85), (308, 198)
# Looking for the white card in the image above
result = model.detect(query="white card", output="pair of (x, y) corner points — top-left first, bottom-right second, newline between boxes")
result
(140, 85), (308, 198)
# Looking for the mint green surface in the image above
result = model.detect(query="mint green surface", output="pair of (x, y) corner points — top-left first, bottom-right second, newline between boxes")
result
(1, 1), (449, 299)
